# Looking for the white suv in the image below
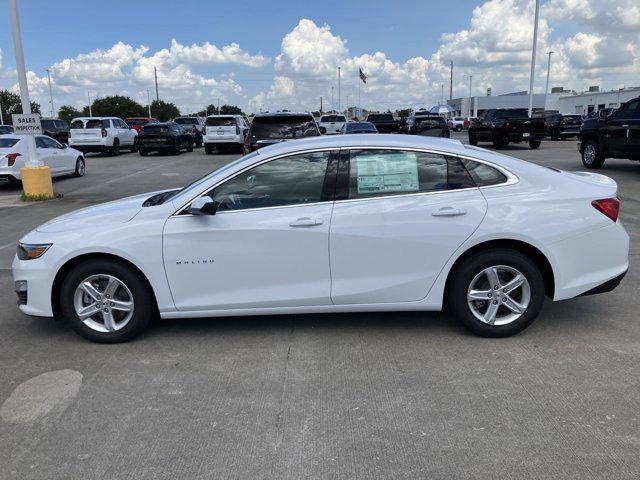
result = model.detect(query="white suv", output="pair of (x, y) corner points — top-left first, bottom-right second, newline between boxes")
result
(318, 114), (347, 135)
(203, 115), (248, 154)
(69, 117), (138, 155)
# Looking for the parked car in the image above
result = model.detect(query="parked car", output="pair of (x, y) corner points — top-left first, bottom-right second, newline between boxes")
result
(0, 134), (85, 184)
(365, 113), (400, 133)
(40, 118), (70, 144)
(69, 117), (138, 155)
(463, 117), (477, 129)
(318, 114), (347, 135)
(125, 117), (159, 134)
(0, 125), (14, 135)
(468, 109), (545, 149)
(12, 134), (628, 342)
(244, 112), (320, 153)
(202, 115), (248, 154)
(579, 97), (640, 169)
(406, 115), (449, 137)
(173, 117), (204, 148)
(138, 122), (193, 156)
(545, 113), (582, 140)
(451, 117), (465, 132)
(340, 121), (378, 134)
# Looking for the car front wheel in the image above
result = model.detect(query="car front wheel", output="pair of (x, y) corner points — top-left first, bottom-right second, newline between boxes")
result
(73, 157), (85, 177)
(447, 249), (545, 337)
(60, 259), (155, 343)
(581, 139), (605, 169)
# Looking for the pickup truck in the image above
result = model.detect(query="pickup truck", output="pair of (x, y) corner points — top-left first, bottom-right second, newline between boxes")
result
(579, 97), (640, 169)
(468, 108), (545, 149)
(365, 113), (400, 133)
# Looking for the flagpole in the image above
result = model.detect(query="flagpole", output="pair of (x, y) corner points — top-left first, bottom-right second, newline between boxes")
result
(358, 72), (361, 118)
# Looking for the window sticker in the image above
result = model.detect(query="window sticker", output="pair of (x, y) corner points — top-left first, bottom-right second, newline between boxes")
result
(356, 152), (419, 194)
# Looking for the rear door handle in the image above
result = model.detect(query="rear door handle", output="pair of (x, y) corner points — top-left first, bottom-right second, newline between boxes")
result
(289, 217), (323, 227)
(432, 207), (467, 217)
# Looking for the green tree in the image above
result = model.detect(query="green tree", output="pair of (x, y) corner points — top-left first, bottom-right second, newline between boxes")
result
(220, 104), (244, 115)
(395, 108), (413, 119)
(151, 100), (180, 121)
(90, 95), (145, 119)
(205, 104), (219, 115)
(0, 89), (41, 124)
(58, 105), (82, 124)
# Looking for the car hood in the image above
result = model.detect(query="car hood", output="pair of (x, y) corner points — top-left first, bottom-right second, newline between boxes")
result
(35, 190), (169, 233)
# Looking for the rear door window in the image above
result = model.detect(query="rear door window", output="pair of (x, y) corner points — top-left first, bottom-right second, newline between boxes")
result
(346, 150), (475, 200)
(0, 138), (20, 148)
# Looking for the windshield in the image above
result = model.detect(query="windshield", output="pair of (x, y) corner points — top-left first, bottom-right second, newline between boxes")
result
(0, 138), (20, 148)
(206, 117), (236, 127)
(174, 118), (198, 125)
(494, 109), (529, 119)
(347, 122), (376, 131)
(250, 116), (318, 140)
(142, 125), (169, 133)
(367, 114), (394, 121)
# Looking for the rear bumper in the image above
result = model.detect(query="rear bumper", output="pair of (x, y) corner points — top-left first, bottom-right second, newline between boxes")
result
(579, 269), (627, 296)
(69, 140), (110, 153)
(506, 133), (545, 142)
(204, 134), (243, 145)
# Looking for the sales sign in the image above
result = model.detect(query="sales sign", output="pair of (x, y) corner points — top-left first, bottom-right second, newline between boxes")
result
(12, 113), (42, 135)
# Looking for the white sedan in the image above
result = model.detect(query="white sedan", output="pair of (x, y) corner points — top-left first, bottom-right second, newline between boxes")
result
(12, 135), (628, 342)
(0, 134), (86, 184)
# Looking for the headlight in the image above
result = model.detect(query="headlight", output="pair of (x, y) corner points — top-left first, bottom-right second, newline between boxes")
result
(17, 243), (52, 260)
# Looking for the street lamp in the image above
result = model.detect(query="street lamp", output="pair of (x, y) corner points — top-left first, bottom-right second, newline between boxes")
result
(527, 0), (541, 117)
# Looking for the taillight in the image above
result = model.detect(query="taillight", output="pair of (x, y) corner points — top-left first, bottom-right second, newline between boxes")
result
(592, 198), (620, 222)
(192, 126), (197, 134)
(502, 121), (510, 131)
(101, 128), (107, 137)
(6, 152), (20, 166)
(236, 125), (240, 135)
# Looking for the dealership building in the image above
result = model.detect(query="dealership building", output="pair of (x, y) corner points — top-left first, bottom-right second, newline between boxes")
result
(447, 86), (640, 117)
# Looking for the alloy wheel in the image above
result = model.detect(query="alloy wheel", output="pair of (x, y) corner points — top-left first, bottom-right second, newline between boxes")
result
(73, 274), (134, 333)
(467, 265), (531, 326)
(583, 144), (596, 165)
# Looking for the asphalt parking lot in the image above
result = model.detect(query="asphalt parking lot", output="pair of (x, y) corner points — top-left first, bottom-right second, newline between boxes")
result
(1, 133), (639, 479)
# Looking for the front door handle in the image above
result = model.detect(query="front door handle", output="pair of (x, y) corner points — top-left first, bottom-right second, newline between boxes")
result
(432, 207), (467, 217)
(289, 217), (323, 227)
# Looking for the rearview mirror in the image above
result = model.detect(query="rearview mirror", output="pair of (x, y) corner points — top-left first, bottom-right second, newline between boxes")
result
(187, 197), (217, 215)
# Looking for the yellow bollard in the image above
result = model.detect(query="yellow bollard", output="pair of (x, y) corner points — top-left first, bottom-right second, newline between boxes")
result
(21, 166), (54, 200)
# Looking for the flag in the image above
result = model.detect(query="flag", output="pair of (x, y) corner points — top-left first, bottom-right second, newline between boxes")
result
(359, 68), (367, 84)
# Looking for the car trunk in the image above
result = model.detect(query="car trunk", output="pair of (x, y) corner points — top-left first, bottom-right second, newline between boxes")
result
(205, 117), (238, 138)
(70, 119), (107, 142)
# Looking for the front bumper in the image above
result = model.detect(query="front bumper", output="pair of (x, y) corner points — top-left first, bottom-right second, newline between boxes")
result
(12, 251), (58, 317)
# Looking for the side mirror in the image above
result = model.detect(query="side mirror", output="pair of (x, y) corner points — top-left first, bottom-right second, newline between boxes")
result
(61, 143), (68, 149)
(598, 109), (608, 121)
(187, 197), (217, 215)
(319, 126), (327, 135)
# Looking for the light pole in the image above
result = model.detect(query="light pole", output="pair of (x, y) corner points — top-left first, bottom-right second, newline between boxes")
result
(528, 0), (541, 117)
(338, 67), (341, 113)
(45, 69), (54, 117)
(87, 92), (92, 116)
(147, 89), (151, 117)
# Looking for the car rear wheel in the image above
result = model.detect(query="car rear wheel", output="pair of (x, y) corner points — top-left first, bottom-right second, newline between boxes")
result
(139, 149), (148, 156)
(60, 259), (155, 343)
(130, 138), (138, 152)
(73, 157), (85, 177)
(581, 139), (605, 169)
(447, 249), (545, 337)
(468, 130), (478, 146)
(492, 134), (505, 149)
(529, 140), (541, 149)
(204, 144), (213, 155)
(111, 139), (120, 156)
(186, 140), (193, 152)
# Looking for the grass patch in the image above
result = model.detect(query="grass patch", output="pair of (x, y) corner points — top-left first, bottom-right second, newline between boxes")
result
(20, 192), (63, 202)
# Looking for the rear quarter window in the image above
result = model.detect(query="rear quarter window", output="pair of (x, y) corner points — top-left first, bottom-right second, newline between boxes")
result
(462, 159), (508, 186)
(0, 138), (20, 148)
(70, 120), (84, 129)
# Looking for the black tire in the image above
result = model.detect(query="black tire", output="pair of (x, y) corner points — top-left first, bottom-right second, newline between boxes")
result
(237, 143), (245, 153)
(581, 139), (605, 169)
(447, 248), (545, 338)
(528, 140), (541, 149)
(73, 157), (85, 177)
(195, 137), (203, 148)
(171, 141), (181, 155)
(551, 128), (559, 141)
(139, 149), (148, 156)
(492, 134), (505, 149)
(59, 259), (155, 343)
(130, 138), (138, 152)
(186, 140), (193, 152)
(111, 139), (120, 156)
(468, 130), (478, 146)
(204, 144), (213, 155)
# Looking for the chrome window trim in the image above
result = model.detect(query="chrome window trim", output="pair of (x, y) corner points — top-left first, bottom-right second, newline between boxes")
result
(171, 145), (519, 217)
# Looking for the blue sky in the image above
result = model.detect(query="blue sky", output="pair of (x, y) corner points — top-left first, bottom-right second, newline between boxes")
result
(0, 0), (636, 114)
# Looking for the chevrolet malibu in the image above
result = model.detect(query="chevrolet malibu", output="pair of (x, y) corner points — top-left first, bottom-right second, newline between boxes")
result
(13, 135), (629, 342)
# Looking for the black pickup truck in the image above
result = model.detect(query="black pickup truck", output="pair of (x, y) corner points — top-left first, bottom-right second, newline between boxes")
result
(579, 97), (640, 169)
(468, 108), (545, 149)
(365, 113), (400, 133)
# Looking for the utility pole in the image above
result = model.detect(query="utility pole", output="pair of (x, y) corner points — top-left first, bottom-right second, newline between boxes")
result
(87, 92), (92, 116)
(528, 0), (540, 117)
(154, 66), (159, 102)
(544, 51), (553, 110)
(217, 97), (220, 115)
(45, 69), (54, 117)
(331, 86), (334, 112)
(468, 75), (473, 118)
(320, 96), (323, 115)
(338, 67), (341, 113)
(147, 89), (151, 117)
(449, 61), (453, 101)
